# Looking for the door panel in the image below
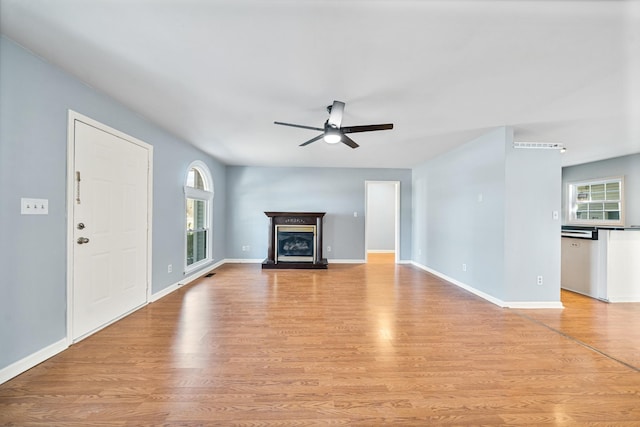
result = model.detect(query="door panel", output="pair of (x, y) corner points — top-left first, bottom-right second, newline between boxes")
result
(72, 120), (149, 341)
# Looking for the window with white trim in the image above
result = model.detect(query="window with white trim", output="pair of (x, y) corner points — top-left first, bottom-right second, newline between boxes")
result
(567, 176), (624, 225)
(185, 161), (213, 271)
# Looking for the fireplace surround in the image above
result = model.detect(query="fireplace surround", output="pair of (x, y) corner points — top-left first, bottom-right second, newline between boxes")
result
(262, 212), (328, 269)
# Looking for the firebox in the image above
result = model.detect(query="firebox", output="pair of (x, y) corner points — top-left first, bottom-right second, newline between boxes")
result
(276, 225), (316, 262)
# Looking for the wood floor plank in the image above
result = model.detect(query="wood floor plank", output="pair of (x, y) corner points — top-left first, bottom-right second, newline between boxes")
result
(1, 262), (639, 425)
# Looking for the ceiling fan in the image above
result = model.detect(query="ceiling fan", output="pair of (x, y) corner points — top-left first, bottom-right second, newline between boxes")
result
(274, 100), (393, 149)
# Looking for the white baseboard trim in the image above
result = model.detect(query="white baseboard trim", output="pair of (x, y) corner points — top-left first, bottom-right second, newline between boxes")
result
(329, 259), (365, 264)
(410, 261), (563, 309)
(150, 281), (181, 303)
(605, 297), (640, 303)
(181, 260), (223, 284)
(151, 260), (223, 303)
(0, 338), (67, 385)
(507, 301), (565, 309)
(411, 261), (507, 307)
(224, 258), (263, 264)
(397, 259), (412, 265)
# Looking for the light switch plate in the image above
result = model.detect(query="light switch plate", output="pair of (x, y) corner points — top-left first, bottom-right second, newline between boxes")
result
(21, 198), (49, 215)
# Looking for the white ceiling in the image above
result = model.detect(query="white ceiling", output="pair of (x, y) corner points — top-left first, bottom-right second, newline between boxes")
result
(1, 0), (638, 168)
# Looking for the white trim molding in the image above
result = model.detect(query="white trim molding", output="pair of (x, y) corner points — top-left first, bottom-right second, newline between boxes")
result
(365, 180), (401, 264)
(410, 261), (563, 309)
(507, 301), (564, 309)
(224, 258), (264, 264)
(329, 259), (365, 264)
(66, 110), (154, 343)
(184, 160), (215, 275)
(151, 260), (223, 302)
(0, 339), (67, 385)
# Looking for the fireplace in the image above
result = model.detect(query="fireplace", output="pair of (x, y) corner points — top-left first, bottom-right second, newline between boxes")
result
(263, 212), (328, 269)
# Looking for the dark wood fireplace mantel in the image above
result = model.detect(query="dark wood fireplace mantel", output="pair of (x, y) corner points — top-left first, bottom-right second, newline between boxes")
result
(262, 212), (328, 269)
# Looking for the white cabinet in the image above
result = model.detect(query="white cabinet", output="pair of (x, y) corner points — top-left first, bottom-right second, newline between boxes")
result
(561, 237), (599, 298)
(601, 230), (640, 302)
(562, 231), (640, 302)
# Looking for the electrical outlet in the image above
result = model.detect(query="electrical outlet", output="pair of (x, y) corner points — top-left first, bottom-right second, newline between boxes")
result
(537, 275), (543, 285)
(242, 245), (250, 251)
(462, 264), (467, 272)
(168, 264), (172, 273)
(21, 198), (49, 215)
(327, 246), (332, 252)
(353, 211), (358, 217)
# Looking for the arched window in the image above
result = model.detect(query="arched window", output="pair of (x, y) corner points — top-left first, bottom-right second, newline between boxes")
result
(184, 161), (213, 271)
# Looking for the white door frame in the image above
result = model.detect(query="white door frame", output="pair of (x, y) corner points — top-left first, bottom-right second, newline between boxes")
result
(66, 110), (153, 344)
(364, 180), (400, 263)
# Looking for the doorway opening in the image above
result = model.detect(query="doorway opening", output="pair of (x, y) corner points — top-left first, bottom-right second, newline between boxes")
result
(365, 181), (400, 263)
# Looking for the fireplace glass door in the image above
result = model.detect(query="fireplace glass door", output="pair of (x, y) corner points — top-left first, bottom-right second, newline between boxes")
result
(276, 225), (316, 263)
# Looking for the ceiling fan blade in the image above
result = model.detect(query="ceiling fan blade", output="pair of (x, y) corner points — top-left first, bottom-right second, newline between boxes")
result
(299, 134), (325, 146)
(341, 134), (359, 149)
(341, 123), (394, 134)
(274, 121), (324, 132)
(327, 101), (345, 127)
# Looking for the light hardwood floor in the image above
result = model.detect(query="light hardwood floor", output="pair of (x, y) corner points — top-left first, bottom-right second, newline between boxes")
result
(366, 252), (395, 264)
(1, 262), (639, 426)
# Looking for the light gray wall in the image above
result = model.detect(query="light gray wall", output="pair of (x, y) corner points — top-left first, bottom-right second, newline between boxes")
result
(412, 127), (507, 299)
(562, 153), (640, 227)
(503, 140), (562, 302)
(412, 127), (561, 303)
(225, 167), (412, 261)
(0, 36), (226, 370)
(366, 182), (396, 251)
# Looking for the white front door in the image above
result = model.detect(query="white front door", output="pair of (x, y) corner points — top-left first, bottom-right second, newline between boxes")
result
(71, 117), (150, 341)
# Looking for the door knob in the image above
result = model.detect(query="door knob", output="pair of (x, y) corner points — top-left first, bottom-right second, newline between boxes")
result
(77, 237), (90, 244)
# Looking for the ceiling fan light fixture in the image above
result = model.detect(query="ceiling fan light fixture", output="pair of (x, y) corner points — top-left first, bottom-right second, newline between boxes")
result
(324, 130), (341, 144)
